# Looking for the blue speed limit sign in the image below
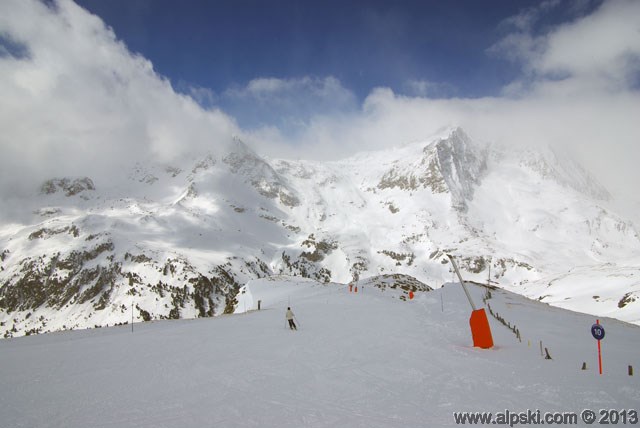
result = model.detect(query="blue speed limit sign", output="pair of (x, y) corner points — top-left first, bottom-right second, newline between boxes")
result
(591, 324), (605, 340)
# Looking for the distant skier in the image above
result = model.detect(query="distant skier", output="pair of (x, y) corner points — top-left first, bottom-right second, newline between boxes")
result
(286, 307), (297, 330)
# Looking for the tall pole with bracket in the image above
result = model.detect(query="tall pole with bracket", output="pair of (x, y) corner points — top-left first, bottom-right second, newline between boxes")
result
(447, 254), (494, 349)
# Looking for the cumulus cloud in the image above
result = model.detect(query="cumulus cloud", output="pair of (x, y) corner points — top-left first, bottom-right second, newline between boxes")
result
(535, 1), (640, 88)
(0, 0), (239, 197)
(492, 0), (640, 94)
(219, 76), (358, 135)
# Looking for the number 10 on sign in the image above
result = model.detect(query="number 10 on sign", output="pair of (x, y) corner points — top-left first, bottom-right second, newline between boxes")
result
(591, 320), (605, 375)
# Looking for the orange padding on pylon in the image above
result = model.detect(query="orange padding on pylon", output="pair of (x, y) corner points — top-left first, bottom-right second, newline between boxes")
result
(469, 308), (494, 349)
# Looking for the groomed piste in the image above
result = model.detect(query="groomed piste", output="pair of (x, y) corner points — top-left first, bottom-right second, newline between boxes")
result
(1, 276), (639, 427)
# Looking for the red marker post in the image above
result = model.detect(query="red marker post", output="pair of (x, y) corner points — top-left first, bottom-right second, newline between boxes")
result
(591, 320), (605, 375)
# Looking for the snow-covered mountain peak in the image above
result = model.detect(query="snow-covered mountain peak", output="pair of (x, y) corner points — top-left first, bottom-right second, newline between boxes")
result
(371, 127), (487, 210)
(2, 127), (640, 338)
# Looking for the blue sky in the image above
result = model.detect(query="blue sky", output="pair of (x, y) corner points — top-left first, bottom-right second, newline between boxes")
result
(74, 0), (601, 128)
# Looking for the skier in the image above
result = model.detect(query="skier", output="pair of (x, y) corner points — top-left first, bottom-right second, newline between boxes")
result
(286, 307), (297, 330)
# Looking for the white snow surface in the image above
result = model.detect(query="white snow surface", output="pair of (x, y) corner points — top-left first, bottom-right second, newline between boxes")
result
(1, 276), (638, 427)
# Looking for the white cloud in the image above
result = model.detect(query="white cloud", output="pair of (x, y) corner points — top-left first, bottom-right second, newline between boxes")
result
(491, 0), (640, 94)
(223, 76), (356, 118)
(499, 0), (561, 32)
(535, 0), (640, 86)
(218, 76), (358, 141)
(185, 84), (217, 108)
(224, 76), (355, 104)
(0, 0), (239, 197)
(243, 78), (289, 95)
(403, 79), (455, 97)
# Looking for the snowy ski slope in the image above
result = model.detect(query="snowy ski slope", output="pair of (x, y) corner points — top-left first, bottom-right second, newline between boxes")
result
(1, 276), (638, 427)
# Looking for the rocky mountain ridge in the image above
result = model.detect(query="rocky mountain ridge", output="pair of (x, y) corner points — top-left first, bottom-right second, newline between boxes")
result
(1, 128), (639, 337)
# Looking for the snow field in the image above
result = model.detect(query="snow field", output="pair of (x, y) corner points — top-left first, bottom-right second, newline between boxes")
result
(1, 276), (638, 427)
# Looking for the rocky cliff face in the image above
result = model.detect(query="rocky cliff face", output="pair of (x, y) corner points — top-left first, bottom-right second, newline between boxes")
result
(376, 128), (487, 211)
(432, 128), (488, 210)
(41, 177), (96, 197)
